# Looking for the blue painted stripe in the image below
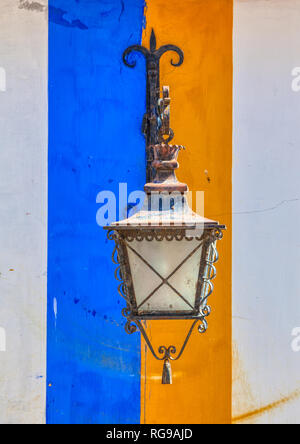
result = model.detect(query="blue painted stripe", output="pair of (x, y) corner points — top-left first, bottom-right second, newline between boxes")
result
(47, 0), (146, 424)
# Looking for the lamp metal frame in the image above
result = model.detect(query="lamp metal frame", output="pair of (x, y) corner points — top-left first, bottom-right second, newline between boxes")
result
(104, 31), (226, 383)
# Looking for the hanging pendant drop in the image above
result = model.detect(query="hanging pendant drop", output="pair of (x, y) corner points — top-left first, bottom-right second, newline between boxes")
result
(162, 359), (172, 384)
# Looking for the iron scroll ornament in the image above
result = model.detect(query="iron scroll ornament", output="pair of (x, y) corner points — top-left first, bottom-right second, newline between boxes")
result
(122, 29), (184, 183)
(122, 29), (184, 70)
(107, 228), (222, 384)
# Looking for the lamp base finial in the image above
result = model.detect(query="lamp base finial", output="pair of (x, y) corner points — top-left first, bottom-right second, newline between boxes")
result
(162, 359), (172, 384)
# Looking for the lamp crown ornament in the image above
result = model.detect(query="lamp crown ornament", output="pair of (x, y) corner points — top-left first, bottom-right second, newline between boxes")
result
(104, 30), (226, 384)
(145, 142), (187, 193)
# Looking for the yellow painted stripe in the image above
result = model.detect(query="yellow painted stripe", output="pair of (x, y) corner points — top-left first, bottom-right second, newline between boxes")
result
(141, 0), (233, 424)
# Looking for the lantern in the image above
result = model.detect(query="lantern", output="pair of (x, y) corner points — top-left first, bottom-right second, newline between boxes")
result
(104, 31), (225, 383)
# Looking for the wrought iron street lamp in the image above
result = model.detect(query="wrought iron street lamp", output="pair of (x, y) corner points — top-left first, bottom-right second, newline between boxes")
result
(104, 30), (225, 384)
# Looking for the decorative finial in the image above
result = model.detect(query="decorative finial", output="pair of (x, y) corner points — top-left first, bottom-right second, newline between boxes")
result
(150, 29), (156, 52)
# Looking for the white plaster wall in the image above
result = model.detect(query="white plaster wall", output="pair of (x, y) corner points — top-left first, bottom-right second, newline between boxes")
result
(233, 0), (300, 424)
(0, 0), (47, 424)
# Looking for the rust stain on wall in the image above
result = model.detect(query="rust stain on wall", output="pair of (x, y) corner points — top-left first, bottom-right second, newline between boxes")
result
(233, 389), (300, 423)
(232, 342), (257, 420)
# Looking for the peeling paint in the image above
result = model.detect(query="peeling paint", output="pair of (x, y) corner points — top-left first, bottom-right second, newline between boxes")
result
(204, 169), (211, 184)
(19, 0), (46, 13)
(53, 298), (57, 326)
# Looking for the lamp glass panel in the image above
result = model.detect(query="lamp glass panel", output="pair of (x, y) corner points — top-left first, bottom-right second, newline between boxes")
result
(127, 238), (203, 313)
